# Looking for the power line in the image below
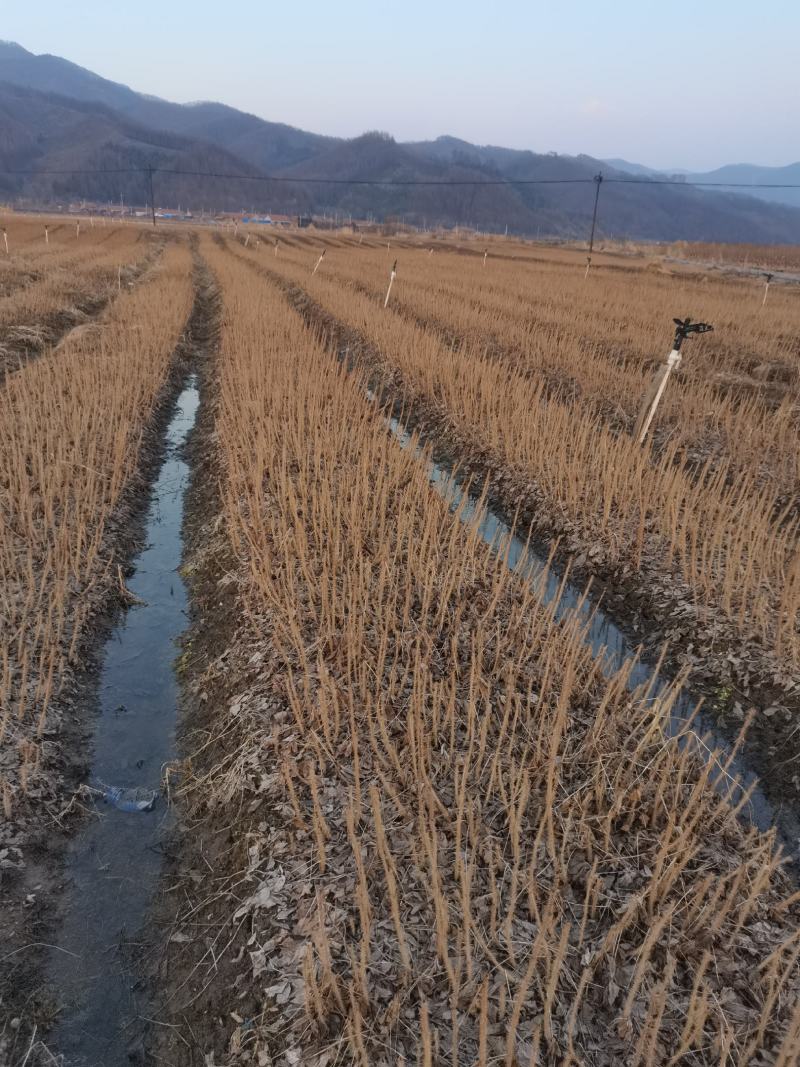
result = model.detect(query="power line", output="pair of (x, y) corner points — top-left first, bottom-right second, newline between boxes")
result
(605, 177), (800, 190)
(7, 164), (799, 252)
(1, 167), (141, 176)
(0, 166), (593, 185)
(2, 164), (800, 190)
(158, 170), (593, 186)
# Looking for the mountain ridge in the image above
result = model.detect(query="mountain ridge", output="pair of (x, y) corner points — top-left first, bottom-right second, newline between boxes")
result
(605, 156), (800, 210)
(2, 41), (800, 242)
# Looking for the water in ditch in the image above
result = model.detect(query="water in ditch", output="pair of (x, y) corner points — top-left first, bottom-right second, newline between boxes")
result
(384, 410), (800, 863)
(45, 377), (199, 1066)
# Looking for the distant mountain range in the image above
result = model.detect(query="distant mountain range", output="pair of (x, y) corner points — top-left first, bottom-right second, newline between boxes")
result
(605, 158), (800, 211)
(2, 40), (800, 243)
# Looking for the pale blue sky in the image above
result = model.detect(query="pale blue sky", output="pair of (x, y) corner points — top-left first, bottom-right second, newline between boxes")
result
(3, 1), (797, 169)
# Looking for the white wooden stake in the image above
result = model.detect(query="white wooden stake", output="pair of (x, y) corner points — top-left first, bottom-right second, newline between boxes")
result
(584, 255), (591, 279)
(90, 215), (94, 228)
(244, 233), (250, 247)
(312, 249), (325, 275)
(483, 249), (487, 267)
(3, 229), (8, 255)
(76, 221), (80, 238)
(428, 248), (433, 257)
(635, 349), (681, 444)
(274, 240), (279, 257)
(45, 225), (49, 245)
(384, 259), (397, 307)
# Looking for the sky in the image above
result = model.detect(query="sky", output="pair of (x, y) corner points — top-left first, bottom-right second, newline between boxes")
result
(2, 1), (798, 170)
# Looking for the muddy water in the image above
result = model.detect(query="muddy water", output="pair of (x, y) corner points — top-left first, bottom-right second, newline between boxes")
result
(45, 379), (199, 1066)
(385, 411), (800, 864)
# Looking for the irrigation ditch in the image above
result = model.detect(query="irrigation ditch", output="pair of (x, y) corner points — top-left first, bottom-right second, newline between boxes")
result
(0, 254), (218, 1066)
(43, 374), (199, 1066)
(143, 320), (252, 1065)
(217, 238), (800, 865)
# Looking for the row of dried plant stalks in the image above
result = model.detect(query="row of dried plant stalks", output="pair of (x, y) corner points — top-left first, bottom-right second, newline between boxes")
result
(0, 240), (194, 825)
(0, 224), (156, 367)
(228, 236), (800, 672)
(0, 223), (133, 300)
(0, 215), (137, 263)
(194, 236), (800, 1065)
(256, 236), (800, 496)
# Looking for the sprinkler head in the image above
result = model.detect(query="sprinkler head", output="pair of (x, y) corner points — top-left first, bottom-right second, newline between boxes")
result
(672, 317), (713, 351)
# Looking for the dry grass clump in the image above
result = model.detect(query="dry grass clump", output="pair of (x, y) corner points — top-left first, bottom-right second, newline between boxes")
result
(0, 241), (194, 823)
(189, 239), (800, 1065)
(224, 237), (800, 673)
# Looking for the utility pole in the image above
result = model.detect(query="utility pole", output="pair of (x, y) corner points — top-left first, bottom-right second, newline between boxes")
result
(148, 166), (156, 227)
(588, 172), (603, 255)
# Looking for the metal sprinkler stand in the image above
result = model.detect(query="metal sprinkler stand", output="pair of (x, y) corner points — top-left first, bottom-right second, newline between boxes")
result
(762, 272), (774, 306)
(633, 317), (713, 445)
